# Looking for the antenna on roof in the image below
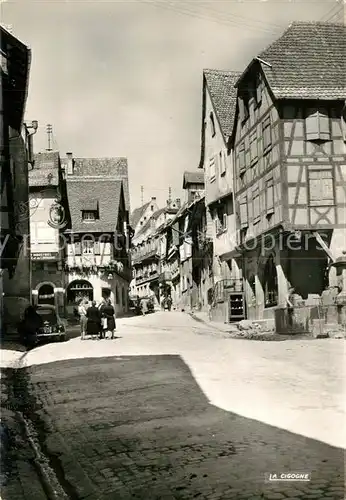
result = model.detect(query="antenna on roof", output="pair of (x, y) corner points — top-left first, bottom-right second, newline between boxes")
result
(46, 124), (53, 151)
(141, 185), (144, 206)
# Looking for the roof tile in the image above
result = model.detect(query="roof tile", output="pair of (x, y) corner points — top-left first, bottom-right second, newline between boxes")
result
(204, 70), (241, 139)
(258, 22), (346, 100)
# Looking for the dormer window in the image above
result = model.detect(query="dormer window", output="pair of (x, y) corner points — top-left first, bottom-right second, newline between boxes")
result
(82, 211), (96, 221)
(210, 112), (216, 137)
(81, 199), (98, 222)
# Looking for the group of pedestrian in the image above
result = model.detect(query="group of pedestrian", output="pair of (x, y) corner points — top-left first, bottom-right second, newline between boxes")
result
(78, 298), (116, 340)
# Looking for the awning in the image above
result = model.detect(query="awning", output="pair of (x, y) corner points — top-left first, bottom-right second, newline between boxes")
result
(81, 199), (98, 211)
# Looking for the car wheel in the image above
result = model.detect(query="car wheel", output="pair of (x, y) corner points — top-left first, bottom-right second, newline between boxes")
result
(59, 334), (66, 342)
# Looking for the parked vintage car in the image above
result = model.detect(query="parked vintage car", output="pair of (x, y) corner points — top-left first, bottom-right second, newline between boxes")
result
(19, 304), (66, 346)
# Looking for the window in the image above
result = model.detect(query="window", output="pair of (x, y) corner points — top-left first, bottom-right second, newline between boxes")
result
(82, 211), (96, 221)
(238, 143), (245, 174)
(210, 112), (216, 137)
(151, 205), (154, 211)
(238, 96), (249, 124)
(220, 151), (226, 176)
(249, 130), (258, 165)
(266, 178), (274, 215)
(209, 156), (216, 180)
(256, 75), (262, 107)
(308, 167), (334, 206)
(82, 239), (94, 254)
(215, 205), (227, 234)
(252, 187), (260, 224)
(263, 255), (278, 307)
(306, 108), (330, 141)
(239, 198), (248, 229)
(262, 117), (272, 153)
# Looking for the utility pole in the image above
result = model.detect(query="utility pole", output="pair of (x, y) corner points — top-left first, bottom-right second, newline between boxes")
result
(46, 124), (53, 151)
(141, 185), (144, 206)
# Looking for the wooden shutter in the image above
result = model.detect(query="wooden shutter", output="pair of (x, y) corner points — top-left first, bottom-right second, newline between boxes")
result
(172, 223), (180, 246)
(253, 188), (260, 223)
(75, 241), (81, 255)
(220, 151), (226, 175)
(250, 131), (258, 165)
(266, 178), (274, 214)
(308, 167), (334, 206)
(239, 143), (245, 173)
(306, 108), (319, 140)
(319, 109), (330, 140)
(239, 199), (248, 228)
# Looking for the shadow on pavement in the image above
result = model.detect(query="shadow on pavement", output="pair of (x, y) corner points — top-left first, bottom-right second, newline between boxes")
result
(1, 355), (344, 500)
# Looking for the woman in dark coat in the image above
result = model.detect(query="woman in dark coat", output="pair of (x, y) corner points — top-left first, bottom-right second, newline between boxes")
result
(86, 301), (101, 339)
(101, 299), (116, 339)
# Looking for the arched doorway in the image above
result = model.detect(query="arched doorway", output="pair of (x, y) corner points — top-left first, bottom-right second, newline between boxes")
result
(38, 283), (55, 306)
(67, 280), (94, 306)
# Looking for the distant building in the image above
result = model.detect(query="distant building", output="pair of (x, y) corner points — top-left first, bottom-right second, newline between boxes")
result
(0, 26), (36, 335)
(63, 155), (132, 316)
(29, 151), (70, 316)
(230, 21), (346, 320)
(130, 198), (180, 303)
(130, 197), (159, 235)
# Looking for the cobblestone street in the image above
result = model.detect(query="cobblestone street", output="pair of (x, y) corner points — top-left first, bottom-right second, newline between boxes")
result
(1, 312), (345, 499)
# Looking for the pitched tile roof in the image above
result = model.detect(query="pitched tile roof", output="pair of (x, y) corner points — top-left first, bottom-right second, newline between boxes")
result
(183, 171), (205, 188)
(68, 157), (130, 211)
(204, 69), (241, 139)
(130, 202), (150, 229)
(29, 152), (60, 187)
(135, 207), (167, 237)
(66, 178), (123, 233)
(257, 22), (346, 100)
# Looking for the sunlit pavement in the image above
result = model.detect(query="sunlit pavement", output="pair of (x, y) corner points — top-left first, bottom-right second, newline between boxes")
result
(12, 311), (346, 449)
(1, 311), (345, 499)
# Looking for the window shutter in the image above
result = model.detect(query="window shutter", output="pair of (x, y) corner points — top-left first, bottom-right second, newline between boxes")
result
(306, 108), (319, 140)
(239, 143), (245, 173)
(209, 157), (216, 179)
(253, 188), (260, 222)
(319, 110), (330, 140)
(75, 241), (81, 255)
(214, 153), (219, 176)
(250, 131), (258, 165)
(342, 109), (346, 142)
(239, 199), (248, 228)
(172, 223), (180, 246)
(220, 151), (226, 175)
(266, 178), (274, 214)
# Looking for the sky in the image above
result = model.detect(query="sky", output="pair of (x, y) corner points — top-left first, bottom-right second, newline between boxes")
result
(1, 0), (344, 211)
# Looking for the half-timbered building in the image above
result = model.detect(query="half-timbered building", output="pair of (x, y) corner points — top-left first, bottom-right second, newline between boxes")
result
(63, 155), (132, 317)
(199, 69), (244, 322)
(230, 21), (346, 320)
(0, 26), (36, 336)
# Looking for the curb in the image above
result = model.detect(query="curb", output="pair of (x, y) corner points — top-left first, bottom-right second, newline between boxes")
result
(3, 351), (69, 499)
(188, 312), (237, 334)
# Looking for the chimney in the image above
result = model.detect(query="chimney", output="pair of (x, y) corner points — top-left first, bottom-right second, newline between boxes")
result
(66, 152), (73, 175)
(175, 198), (181, 209)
